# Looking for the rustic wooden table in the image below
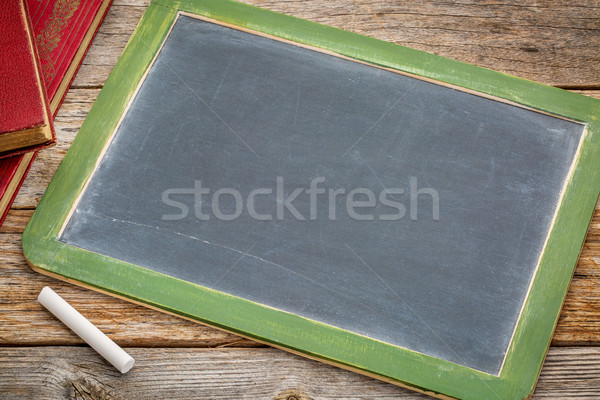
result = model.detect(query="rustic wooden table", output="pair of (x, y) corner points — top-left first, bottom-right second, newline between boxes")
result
(2, 1), (599, 398)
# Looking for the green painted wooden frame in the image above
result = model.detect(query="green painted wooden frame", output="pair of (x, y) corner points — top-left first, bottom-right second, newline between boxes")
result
(23, 0), (600, 398)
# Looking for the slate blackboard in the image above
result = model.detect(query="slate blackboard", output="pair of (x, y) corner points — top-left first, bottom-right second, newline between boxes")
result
(59, 15), (584, 375)
(24, 2), (600, 398)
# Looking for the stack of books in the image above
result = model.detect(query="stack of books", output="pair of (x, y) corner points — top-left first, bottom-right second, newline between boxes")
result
(0, 0), (113, 226)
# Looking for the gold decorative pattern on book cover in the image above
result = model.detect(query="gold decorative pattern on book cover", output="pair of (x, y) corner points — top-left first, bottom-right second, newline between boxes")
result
(35, 0), (81, 83)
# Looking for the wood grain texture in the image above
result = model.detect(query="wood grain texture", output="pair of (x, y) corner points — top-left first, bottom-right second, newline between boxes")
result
(0, 346), (599, 399)
(2, 0), (600, 398)
(64, 0), (600, 89)
(0, 230), (257, 347)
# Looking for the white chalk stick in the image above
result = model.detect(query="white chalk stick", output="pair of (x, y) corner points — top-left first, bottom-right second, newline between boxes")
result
(38, 286), (135, 373)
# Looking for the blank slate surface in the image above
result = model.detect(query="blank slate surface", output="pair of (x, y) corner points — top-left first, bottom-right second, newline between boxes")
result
(60, 15), (584, 375)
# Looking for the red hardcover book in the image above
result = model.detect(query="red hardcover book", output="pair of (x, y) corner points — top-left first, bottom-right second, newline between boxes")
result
(0, 0), (113, 226)
(0, 0), (55, 159)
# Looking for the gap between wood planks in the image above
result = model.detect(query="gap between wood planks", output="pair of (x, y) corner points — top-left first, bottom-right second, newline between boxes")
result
(0, 346), (598, 399)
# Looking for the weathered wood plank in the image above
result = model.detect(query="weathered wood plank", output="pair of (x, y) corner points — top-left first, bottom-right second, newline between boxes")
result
(573, 90), (600, 98)
(0, 242), (257, 347)
(0, 346), (598, 399)
(69, 0), (600, 89)
(0, 210), (32, 233)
